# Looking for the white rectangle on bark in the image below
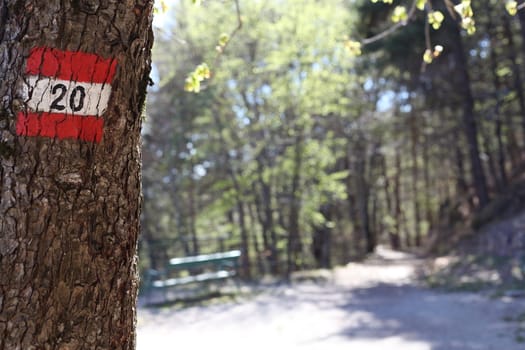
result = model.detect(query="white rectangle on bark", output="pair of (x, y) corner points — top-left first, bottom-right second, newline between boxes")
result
(22, 76), (112, 116)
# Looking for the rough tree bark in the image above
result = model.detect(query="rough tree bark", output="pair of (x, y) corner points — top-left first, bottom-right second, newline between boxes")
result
(0, 1), (153, 349)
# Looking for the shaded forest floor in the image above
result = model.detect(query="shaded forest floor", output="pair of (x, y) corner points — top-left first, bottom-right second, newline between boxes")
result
(424, 207), (525, 294)
(137, 247), (525, 349)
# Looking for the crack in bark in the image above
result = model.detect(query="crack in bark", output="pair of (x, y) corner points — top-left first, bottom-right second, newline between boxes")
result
(0, 1), (8, 43)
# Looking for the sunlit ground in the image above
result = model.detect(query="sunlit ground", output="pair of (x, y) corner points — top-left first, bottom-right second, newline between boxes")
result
(137, 248), (523, 350)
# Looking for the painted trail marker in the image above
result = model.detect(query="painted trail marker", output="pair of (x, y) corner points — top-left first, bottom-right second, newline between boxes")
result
(17, 47), (117, 143)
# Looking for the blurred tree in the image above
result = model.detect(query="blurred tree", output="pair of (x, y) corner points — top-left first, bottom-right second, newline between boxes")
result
(142, 0), (525, 279)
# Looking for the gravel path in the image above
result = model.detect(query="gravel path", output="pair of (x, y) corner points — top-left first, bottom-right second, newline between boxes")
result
(137, 248), (525, 350)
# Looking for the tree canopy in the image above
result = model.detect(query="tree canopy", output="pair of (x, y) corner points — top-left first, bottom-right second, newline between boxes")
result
(141, 0), (525, 277)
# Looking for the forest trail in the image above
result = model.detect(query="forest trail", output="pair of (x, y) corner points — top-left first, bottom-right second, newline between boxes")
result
(137, 248), (524, 350)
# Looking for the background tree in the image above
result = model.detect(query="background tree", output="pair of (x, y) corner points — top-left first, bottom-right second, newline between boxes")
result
(141, 0), (525, 279)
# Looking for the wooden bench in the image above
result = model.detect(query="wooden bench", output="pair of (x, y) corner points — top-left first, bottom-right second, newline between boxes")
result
(143, 250), (241, 301)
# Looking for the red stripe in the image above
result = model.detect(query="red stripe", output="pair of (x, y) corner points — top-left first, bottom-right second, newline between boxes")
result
(17, 112), (104, 143)
(26, 47), (117, 84)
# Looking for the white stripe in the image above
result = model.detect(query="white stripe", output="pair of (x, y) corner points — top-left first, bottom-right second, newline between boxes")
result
(22, 76), (112, 116)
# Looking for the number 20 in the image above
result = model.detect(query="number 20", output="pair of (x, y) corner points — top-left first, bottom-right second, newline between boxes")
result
(50, 84), (86, 112)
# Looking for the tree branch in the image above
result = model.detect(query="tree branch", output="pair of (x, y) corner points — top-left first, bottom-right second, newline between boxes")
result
(361, 0), (419, 46)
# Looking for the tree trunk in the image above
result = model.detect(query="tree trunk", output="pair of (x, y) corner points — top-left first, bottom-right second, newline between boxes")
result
(353, 136), (374, 254)
(188, 160), (199, 255)
(481, 127), (502, 191)
(247, 202), (265, 275)
(0, 1), (153, 349)
(346, 176), (363, 256)
(287, 131), (304, 276)
(236, 198), (251, 279)
(254, 155), (279, 274)
(370, 191), (379, 248)
(393, 147), (403, 249)
(486, 9), (508, 188)
(422, 130), (433, 231)
(381, 152), (400, 249)
(410, 113), (421, 246)
(518, 2), (525, 49)
(502, 12), (525, 152)
(448, 16), (490, 208)
(312, 204), (332, 269)
(211, 107), (251, 279)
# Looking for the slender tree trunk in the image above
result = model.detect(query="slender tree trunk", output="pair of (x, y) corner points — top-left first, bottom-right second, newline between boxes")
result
(370, 191), (379, 247)
(0, 1), (153, 348)
(410, 114), (421, 246)
(453, 135), (478, 209)
(422, 130), (433, 231)
(322, 206), (332, 268)
(252, 183), (270, 271)
(393, 147), (403, 248)
(312, 204), (332, 269)
(210, 107), (251, 277)
(518, 2), (525, 49)
(255, 155), (278, 274)
(287, 131), (304, 276)
(247, 202), (265, 275)
(188, 161), (199, 254)
(172, 192), (191, 255)
(440, 157), (453, 203)
(482, 127), (502, 191)
(141, 184), (165, 270)
(236, 198), (251, 278)
(448, 18), (490, 208)
(240, 80), (279, 274)
(141, 177), (161, 270)
(346, 176), (363, 256)
(486, 10), (508, 188)
(224, 168), (252, 278)
(502, 12), (525, 151)
(353, 136), (374, 253)
(381, 153), (400, 249)
(495, 115), (508, 187)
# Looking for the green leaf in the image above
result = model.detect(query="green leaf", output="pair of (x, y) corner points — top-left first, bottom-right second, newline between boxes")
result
(506, 1), (518, 16)
(184, 74), (201, 93)
(218, 33), (229, 47)
(462, 17), (476, 35)
(195, 63), (211, 80)
(454, 0), (473, 18)
(328, 170), (349, 181)
(423, 49), (433, 64)
(344, 39), (362, 56)
(497, 66), (512, 77)
(428, 11), (444, 30)
(391, 6), (408, 23)
(453, 0), (476, 35)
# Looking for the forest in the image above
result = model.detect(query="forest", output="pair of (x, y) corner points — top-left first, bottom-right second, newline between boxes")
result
(140, 0), (525, 280)
(3, 0), (525, 348)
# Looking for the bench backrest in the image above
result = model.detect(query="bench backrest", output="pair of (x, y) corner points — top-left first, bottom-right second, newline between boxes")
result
(168, 250), (241, 270)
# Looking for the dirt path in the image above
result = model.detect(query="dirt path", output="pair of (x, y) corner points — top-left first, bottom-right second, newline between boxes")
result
(137, 248), (525, 350)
